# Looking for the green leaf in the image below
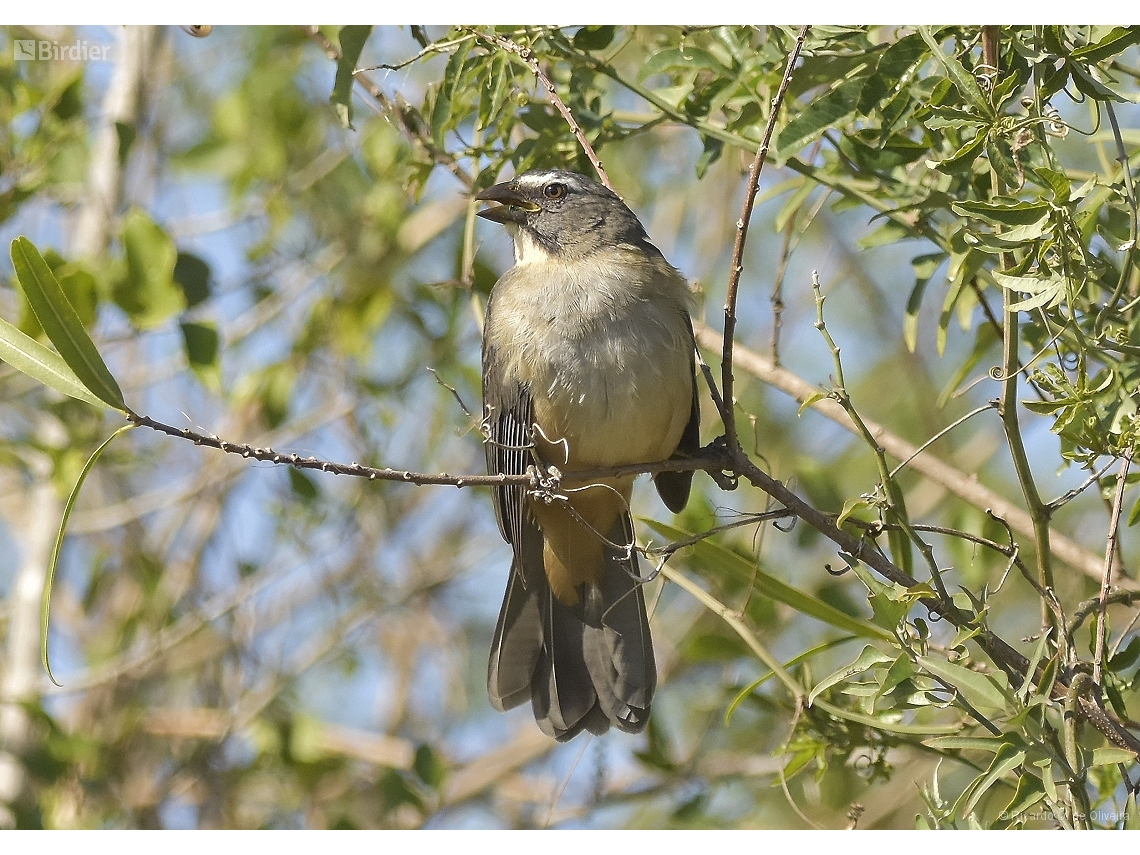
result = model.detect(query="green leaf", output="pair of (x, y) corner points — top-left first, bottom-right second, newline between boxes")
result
(858, 33), (927, 113)
(937, 322), (999, 409)
(987, 138), (1022, 191)
(962, 742), (1026, 816)
(431, 40), (473, 146)
(918, 27), (995, 119)
(695, 135), (723, 179)
(572, 25), (616, 51)
(928, 131), (986, 173)
(478, 53), (510, 130)
(918, 656), (1011, 712)
(644, 520), (893, 642)
(1032, 167), (1070, 204)
(180, 321), (221, 392)
(42, 424), (136, 685)
(808, 644), (893, 706)
(797, 389), (828, 416)
(1070, 26), (1140, 62)
(1088, 747), (1136, 766)
(951, 200), (1051, 228)
(998, 772), (1045, 826)
(1109, 635), (1140, 670)
(173, 252), (212, 308)
(330, 25), (372, 129)
(904, 276), (929, 353)
(877, 653), (916, 697)
(993, 271), (1067, 312)
(413, 743), (446, 789)
(11, 237), (128, 412)
(773, 178), (816, 233)
(637, 47), (731, 83)
(925, 735), (1014, 752)
(1126, 791), (1139, 830)
(0, 314), (108, 409)
(1018, 633), (1051, 703)
(116, 209), (185, 329)
(1070, 62), (1138, 104)
(776, 76), (864, 159)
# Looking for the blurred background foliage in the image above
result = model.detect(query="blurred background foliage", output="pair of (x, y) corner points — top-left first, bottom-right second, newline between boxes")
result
(0, 24), (1139, 829)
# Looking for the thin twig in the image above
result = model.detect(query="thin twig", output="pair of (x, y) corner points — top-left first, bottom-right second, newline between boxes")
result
(427, 367), (474, 420)
(1068, 589), (1140, 640)
(722, 24), (809, 448)
(888, 404), (995, 480)
(644, 508), (794, 561)
(1047, 458), (1119, 512)
(472, 29), (612, 191)
(1095, 448), (1134, 688)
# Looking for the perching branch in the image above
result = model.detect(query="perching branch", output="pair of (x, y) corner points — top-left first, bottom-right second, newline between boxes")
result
(125, 411), (732, 489)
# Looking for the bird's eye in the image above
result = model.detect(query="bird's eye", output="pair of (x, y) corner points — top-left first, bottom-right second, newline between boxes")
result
(543, 182), (567, 200)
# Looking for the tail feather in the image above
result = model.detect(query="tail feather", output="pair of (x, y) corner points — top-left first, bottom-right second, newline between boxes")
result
(581, 514), (655, 731)
(487, 523), (545, 711)
(532, 593), (606, 740)
(488, 510), (657, 740)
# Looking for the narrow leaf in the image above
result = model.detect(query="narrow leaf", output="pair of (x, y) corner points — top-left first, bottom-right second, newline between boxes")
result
(1070, 26), (1140, 63)
(330, 25), (373, 129)
(808, 644), (893, 706)
(927, 132), (986, 173)
(925, 736), (1013, 752)
(42, 424), (136, 685)
(918, 27), (995, 119)
(993, 271), (1067, 312)
(904, 275), (929, 353)
(963, 743), (1026, 816)
(776, 76), (865, 159)
(0, 315), (108, 409)
(1088, 747), (1136, 766)
(951, 200), (1051, 228)
(918, 655), (1011, 711)
(998, 772), (1046, 825)
(11, 237), (127, 412)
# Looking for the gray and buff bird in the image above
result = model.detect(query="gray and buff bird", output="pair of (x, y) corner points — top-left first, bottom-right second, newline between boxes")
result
(476, 169), (700, 740)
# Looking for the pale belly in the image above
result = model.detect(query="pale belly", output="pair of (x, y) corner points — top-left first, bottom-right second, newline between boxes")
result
(526, 312), (693, 472)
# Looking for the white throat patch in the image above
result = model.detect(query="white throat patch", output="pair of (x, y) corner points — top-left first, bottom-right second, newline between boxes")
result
(508, 225), (556, 267)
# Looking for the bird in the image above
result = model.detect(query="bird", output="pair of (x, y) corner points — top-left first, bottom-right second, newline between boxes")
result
(475, 168), (700, 741)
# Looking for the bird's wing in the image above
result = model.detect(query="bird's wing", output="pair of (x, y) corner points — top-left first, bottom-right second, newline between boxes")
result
(482, 338), (534, 549)
(654, 311), (701, 513)
(483, 300), (548, 711)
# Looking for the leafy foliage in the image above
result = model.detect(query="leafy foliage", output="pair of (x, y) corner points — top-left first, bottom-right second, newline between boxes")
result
(1, 24), (1139, 829)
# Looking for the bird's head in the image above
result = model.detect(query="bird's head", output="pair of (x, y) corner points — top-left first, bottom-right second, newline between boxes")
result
(475, 169), (650, 261)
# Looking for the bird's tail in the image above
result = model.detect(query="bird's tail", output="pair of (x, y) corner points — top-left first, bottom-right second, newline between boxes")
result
(488, 513), (656, 741)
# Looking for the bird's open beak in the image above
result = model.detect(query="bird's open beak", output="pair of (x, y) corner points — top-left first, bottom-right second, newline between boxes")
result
(475, 182), (539, 224)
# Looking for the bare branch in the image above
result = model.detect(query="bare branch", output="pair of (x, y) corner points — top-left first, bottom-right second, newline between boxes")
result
(721, 25), (809, 448)
(1095, 448), (1135, 688)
